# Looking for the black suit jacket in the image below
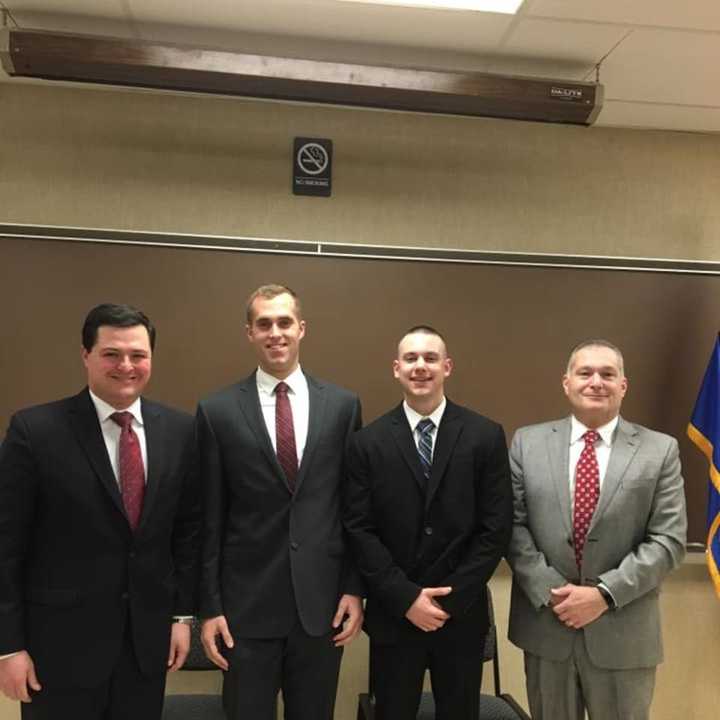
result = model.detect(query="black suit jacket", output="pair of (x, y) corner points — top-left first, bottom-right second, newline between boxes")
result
(344, 400), (512, 646)
(0, 389), (199, 688)
(197, 372), (362, 638)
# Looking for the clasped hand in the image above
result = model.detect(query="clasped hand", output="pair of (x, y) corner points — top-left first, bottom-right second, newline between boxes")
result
(550, 583), (609, 629)
(405, 586), (452, 632)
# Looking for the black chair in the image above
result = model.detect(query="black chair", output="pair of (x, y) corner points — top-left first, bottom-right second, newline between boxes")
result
(161, 621), (225, 720)
(357, 588), (530, 720)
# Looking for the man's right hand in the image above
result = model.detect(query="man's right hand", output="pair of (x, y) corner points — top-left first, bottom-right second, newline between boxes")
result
(200, 615), (234, 671)
(0, 651), (41, 702)
(405, 587), (452, 632)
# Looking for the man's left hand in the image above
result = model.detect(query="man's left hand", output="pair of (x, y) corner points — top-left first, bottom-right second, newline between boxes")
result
(167, 622), (191, 671)
(332, 594), (363, 647)
(550, 584), (609, 629)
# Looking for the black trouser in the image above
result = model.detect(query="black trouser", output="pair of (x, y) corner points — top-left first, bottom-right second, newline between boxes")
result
(23, 621), (166, 720)
(222, 619), (343, 720)
(371, 625), (485, 720)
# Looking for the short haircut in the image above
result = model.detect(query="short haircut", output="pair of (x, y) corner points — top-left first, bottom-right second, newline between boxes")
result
(399, 325), (448, 353)
(82, 303), (156, 352)
(566, 338), (625, 375)
(245, 284), (301, 323)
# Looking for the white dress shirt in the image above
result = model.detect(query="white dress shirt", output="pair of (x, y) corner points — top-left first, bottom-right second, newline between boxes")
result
(89, 390), (147, 485)
(568, 414), (619, 510)
(89, 391), (190, 622)
(568, 414), (619, 604)
(403, 397), (447, 459)
(256, 365), (310, 465)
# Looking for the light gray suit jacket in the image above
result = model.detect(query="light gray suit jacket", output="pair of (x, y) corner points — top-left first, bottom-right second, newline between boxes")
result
(507, 416), (686, 670)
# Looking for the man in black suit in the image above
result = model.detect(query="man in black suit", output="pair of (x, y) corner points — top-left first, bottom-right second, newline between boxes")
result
(0, 303), (199, 719)
(197, 284), (363, 720)
(345, 325), (512, 720)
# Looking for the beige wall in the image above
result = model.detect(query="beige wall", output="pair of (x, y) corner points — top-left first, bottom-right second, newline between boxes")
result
(2, 82), (720, 260)
(1, 81), (720, 720)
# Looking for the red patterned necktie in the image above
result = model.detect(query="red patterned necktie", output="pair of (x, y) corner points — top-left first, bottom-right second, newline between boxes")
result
(572, 429), (600, 568)
(110, 411), (145, 531)
(275, 382), (298, 492)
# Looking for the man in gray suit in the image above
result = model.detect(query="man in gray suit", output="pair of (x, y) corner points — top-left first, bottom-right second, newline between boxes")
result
(507, 339), (686, 720)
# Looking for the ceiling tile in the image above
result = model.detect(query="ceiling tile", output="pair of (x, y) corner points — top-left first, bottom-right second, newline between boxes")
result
(528, 0), (720, 32)
(597, 100), (720, 133)
(600, 28), (720, 106)
(502, 17), (628, 70)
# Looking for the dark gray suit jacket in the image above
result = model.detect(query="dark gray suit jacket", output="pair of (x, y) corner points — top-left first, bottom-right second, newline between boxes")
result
(197, 371), (362, 637)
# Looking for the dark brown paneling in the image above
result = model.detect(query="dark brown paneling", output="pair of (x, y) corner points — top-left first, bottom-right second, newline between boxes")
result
(1, 28), (602, 125)
(0, 236), (714, 542)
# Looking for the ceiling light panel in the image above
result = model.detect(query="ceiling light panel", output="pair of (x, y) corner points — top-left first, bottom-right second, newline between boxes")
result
(337, 1), (524, 13)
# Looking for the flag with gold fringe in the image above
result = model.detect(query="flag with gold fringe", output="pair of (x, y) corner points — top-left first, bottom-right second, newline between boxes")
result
(688, 333), (720, 599)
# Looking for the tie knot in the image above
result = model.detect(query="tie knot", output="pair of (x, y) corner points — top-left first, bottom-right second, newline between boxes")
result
(583, 430), (599, 446)
(275, 382), (289, 397)
(417, 418), (435, 435)
(110, 411), (134, 430)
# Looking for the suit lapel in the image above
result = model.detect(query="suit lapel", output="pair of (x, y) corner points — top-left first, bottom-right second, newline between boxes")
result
(68, 389), (126, 520)
(295, 375), (326, 496)
(235, 374), (288, 487)
(547, 417), (573, 539)
(390, 405), (426, 490)
(590, 417), (639, 529)
(425, 401), (462, 510)
(137, 399), (164, 531)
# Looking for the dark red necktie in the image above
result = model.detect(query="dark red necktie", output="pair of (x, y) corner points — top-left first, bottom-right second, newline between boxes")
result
(275, 382), (298, 492)
(110, 411), (145, 531)
(572, 430), (600, 568)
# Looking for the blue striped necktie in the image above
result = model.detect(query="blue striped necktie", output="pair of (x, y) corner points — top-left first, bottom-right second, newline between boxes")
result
(416, 418), (435, 479)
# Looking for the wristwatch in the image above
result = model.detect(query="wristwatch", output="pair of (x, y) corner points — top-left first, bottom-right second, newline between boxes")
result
(172, 617), (194, 625)
(596, 584), (616, 610)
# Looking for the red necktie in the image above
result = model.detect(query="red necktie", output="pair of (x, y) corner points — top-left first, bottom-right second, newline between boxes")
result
(572, 430), (600, 568)
(275, 382), (298, 492)
(110, 411), (145, 531)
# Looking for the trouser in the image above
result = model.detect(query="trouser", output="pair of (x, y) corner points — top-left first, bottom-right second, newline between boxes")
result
(23, 623), (166, 720)
(370, 627), (485, 720)
(524, 632), (656, 720)
(221, 619), (343, 720)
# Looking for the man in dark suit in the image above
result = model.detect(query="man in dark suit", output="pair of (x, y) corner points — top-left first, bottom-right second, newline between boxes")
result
(0, 303), (199, 719)
(507, 340), (686, 720)
(344, 325), (513, 720)
(197, 284), (363, 720)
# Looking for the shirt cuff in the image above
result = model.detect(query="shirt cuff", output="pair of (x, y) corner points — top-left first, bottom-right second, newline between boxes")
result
(0, 652), (22, 661)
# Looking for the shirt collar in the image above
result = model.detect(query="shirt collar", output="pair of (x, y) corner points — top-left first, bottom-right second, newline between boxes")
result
(256, 365), (305, 396)
(570, 414), (618, 446)
(89, 389), (144, 425)
(403, 396), (447, 432)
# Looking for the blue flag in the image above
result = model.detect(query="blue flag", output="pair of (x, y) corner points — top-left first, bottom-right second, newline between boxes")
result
(688, 334), (720, 600)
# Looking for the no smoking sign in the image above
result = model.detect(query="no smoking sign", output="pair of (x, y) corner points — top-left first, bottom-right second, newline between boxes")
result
(293, 137), (332, 197)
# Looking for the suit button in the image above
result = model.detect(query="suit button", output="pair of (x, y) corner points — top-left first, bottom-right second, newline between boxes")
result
(424, 526), (433, 536)
(120, 592), (129, 601)
(128, 551), (136, 559)
(290, 542), (299, 551)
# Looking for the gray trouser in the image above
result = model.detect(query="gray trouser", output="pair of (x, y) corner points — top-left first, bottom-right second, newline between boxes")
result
(524, 631), (656, 720)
